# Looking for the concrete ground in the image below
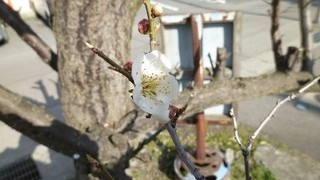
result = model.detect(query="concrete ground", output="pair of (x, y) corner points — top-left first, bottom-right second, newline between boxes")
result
(0, 19), (73, 179)
(0, 0), (320, 179)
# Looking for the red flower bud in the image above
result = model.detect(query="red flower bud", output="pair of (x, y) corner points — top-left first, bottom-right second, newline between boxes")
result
(169, 105), (178, 120)
(138, 19), (149, 34)
(151, 4), (163, 17)
(123, 61), (133, 73)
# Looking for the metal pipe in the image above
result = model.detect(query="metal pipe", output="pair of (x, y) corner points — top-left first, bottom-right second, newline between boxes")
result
(191, 14), (206, 161)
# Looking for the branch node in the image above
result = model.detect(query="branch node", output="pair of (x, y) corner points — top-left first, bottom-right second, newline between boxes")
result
(146, 113), (152, 118)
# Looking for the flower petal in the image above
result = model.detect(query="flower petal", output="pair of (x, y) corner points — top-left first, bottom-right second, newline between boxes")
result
(131, 50), (178, 124)
(155, 74), (179, 104)
(152, 109), (170, 123)
(132, 87), (171, 123)
(143, 50), (172, 70)
(132, 53), (144, 85)
(142, 50), (169, 76)
(132, 86), (167, 115)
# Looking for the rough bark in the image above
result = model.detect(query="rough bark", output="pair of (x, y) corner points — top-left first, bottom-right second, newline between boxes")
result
(214, 48), (228, 79)
(298, 0), (313, 67)
(1, 72), (318, 157)
(0, 84), (132, 178)
(53, 1), (141, 131)
(0, 85), (98, 158)
(271, 0), (286, 71)
(0, 0), (58, 71)
(1, 71), (318, 177)
(173, 71), (317, 119)
(1, 0), (319, 178)
(286, 46), (303, 72)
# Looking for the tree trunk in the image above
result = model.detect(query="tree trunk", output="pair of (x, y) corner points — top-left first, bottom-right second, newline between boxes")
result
(53, 1), (141, 131)
(271, 0), (286, 71)
(298, 0), (313, 69)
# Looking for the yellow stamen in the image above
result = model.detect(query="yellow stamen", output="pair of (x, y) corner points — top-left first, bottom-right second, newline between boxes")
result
(141, 74), (162, 99)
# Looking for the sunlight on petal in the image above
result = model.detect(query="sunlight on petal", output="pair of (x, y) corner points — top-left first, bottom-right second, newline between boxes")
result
(155, 75), (179, 103)
(131, 50), (178, 123)
(132, 53), (144, 85)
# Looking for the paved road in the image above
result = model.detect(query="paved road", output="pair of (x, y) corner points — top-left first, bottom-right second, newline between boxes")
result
(0, 19), (73, 179)
(0, 0), (320, 179)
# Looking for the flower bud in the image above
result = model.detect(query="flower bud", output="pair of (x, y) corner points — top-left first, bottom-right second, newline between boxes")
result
(123, 61), (133, 73)
(151, 4), (163, 17)
(169, 105), (179, 120)
(138, 19), (149, 34)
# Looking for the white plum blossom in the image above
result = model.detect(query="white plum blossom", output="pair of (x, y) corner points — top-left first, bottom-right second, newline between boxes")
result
(132, 50), (179, 123)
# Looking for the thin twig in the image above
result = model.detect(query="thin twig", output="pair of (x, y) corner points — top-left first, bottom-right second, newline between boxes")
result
(86, 155), (115, 180)
(230, 109), (244, 151)
(242, 151), (251, 180)
(231, 75), (319, 180)
(299, 76), (320, 93)
(165, 123), (205, 180)
(230, 109), (251, 180)
(248, 75), (320, 151)
(156, 95), (205, 179)
(143, 0), (156, 51)
(170, 95), (194, 127)
(98, 161), (115, 180)
(167, 97), (205, 179)
(84, 41), (134, 84)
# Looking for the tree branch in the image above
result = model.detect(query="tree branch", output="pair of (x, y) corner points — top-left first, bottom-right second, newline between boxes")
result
(174, 71), (318, 119)
(0, 85), (98, 158)
(84, 41), (134, 84)
(230, 75), (320, 180)
(165, 123), (205, 180)
(0, 0), (58, 71)
(248, 75), (320, 150)
(0, 84), (131, 179)
(0, 71), (318, 176)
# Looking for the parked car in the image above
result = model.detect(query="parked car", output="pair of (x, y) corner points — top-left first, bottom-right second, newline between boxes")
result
(0, 19), (9, 45)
